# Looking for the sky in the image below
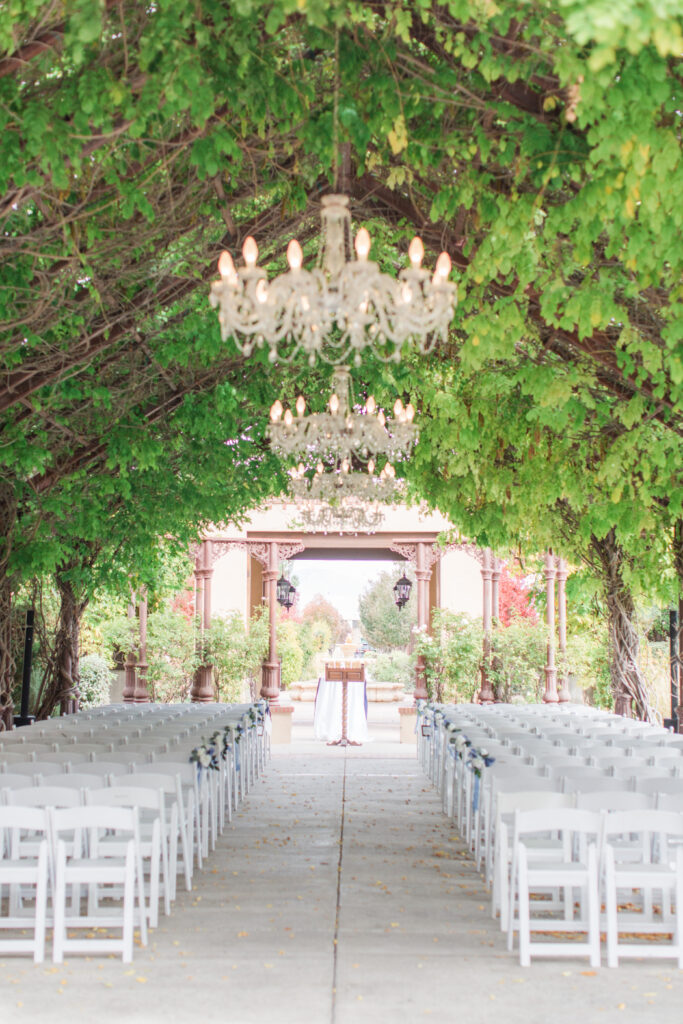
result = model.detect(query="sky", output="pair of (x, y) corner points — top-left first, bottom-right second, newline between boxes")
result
(291, 558), (395, 621)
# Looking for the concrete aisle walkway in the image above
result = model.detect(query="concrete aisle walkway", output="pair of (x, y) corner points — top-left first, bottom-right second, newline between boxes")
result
(1, 703), (682, 1023)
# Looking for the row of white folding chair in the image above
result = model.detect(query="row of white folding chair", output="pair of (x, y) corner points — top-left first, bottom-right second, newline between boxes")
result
(1, 762), (197, 887)
(0, 804), (147, 963)
(491, 787), (657, 930)
(4, 782), (169, 929)
(506, 807), (683, 968)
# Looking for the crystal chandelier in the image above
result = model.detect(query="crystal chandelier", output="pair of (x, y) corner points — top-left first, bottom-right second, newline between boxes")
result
(268, 367), (417, 463)
(288, 460), (402, 504)
(209, 194), (456, 366)
(296, 502), (385, 534)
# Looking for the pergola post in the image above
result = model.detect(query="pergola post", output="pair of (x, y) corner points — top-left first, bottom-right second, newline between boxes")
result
(556, 557), (570, 703)
(543, 551), (559, 703)
(261, 540), (281, 703)
(413, 541), (431, 702)
(122, 591), (137, 703)
(133, 589), (149, 703)
(478, 549), (495, 704)
(191, 539), (215, 703)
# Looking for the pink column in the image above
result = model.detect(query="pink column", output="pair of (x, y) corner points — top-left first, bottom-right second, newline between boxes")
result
(260, 541), (281, 703)
(491, 556), (502, 702)
(123, 592), (137, 703)
(556, 558), (570, 702)
(133, 590), (149, 703)
(191, 540), (215, 703)
(543, 551), (559, 703)
(413, 542), (431, 702)
(478, 549), (495, 704)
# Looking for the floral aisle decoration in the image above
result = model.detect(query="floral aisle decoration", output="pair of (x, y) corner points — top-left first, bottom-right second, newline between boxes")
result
(443, 720), (495, 810)
(189, 702), (267, 775)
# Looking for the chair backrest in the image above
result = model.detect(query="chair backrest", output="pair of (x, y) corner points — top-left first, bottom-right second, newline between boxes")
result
(125, 773), (178, 796)
(91, 751), (151, 765)
(8, 761), (64, 777)
(563, 775), (632, 795)
(576, 790), (651, 811)
(44, 773), (107, 791)
(0, 751), (37, 765)
(0, 804), (49, 834)
(33, 751), (90, 765)
(135, 761), (196, 787)
(7, 786), (82, 809)
(513, 807), (602, 846)
(656, 793), (683, 812)
(50, 803), (138, 838)
(601, 809), (683, 859)
(0, 773), (35, 791)
(86, 785), (163, 812)
(634, 776), (682, 796)
(497, 790), (573, 820)
(74, 762), (128, 778)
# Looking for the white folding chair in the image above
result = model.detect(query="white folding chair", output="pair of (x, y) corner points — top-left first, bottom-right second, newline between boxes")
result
(87, 786), (167, 927)
(74, 761), (129, 779)
(8, 762), (64, 778)
(602, 809), (683, 968)
(0, 774), (34, 796)
(492, 789), (572, 931)
(575, 790), (652, 811)
(131, 764), (196, 884)
(50, 805), (147, 963)
(507, 808), (601, 967)
(0, 806), (50, 962)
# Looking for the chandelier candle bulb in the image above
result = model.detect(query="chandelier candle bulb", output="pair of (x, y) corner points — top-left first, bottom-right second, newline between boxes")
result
(341, 458), (350, 474)
(270, 400), (283, 422)
(366, 395), (376, 415)
(408, 237), (424, 268)
(316, 461), (324, 474)
(435, 252), (452, 280)
(329, 393), (340, 414)
(296, 396), (306, 417)
(242, 236), (259, 267)
(218, 250), (237, 282)
(255, 279), (268, 304)
(377, 410), (386, 427)
(354, 228), (371, 260)
(368, 459), (375, 474)
(284, 409), (293, 427)
(394, 398), (404, 418)
(287, 239), (303, 270)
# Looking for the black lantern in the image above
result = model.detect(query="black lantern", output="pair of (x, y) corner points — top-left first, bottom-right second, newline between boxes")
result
(284, 584), (297, 610)
(276, 575), (293, 607)
(393, 574), (412, 610)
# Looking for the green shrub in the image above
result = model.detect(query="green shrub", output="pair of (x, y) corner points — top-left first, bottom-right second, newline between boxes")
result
(78, 654), (114, 709)
(367, 650), (415, 687)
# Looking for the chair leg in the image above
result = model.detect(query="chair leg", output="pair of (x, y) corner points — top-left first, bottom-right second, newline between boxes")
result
(518, 848), (531, 968)
(53, 848), (66, 964)
(605, 848), (619, 968)
(122, 848), (135, 964)
(33, 844), (48, 964)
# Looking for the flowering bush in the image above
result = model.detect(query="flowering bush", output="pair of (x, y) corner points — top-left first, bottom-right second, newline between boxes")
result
(413, 611), (483, 702)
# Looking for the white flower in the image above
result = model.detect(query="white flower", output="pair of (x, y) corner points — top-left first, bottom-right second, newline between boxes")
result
(199, 750), (212, 768)
(471, 756), (485, 772)
(454, 734), (467, 751)
(478, 748), (489, 758)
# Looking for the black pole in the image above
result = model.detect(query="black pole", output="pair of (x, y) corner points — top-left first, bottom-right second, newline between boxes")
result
(15, 608), (35, 727)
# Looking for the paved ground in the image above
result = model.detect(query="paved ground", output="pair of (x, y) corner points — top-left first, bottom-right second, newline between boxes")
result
(1, 702), (682, 1023)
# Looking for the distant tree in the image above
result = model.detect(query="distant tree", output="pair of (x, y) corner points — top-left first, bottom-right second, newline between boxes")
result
(498, 565), (539, 626)
(301, 596), (348, 646)
(359, 566), (416, 652)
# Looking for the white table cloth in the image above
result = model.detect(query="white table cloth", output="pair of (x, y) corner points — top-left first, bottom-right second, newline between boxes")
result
(313, 679), (369, 744)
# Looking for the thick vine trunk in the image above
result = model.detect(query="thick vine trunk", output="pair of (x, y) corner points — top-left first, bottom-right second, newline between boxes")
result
(673, 520), (683, 731)
(592, 529), (653, 722)
(0, 482), (16, 730)
(34, 574), (85, 720)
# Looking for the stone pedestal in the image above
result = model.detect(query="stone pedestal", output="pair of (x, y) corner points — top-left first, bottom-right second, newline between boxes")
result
(399, 705), (417, 744)
(270, 705), (294, 744)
